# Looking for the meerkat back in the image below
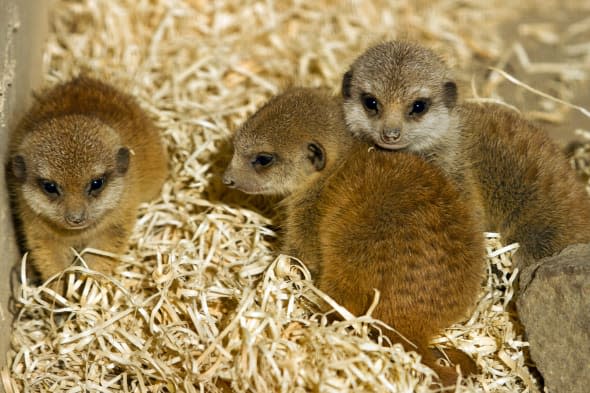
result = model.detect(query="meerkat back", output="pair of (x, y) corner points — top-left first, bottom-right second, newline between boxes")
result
(317, 145), (485, 385)
(460, 102), (590, 264)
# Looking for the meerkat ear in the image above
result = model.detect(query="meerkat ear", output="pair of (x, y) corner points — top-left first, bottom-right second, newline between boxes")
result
(307, 142), (326, 171)
(443, 81), (458, 109)
(342, 70), (353, 99)
(11, 155), (27, 181)
(116, 147), (130, 174)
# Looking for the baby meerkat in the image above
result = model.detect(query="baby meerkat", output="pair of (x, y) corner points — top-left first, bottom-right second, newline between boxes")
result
(342, 40), (590, 266)
(223, 87), (353, 277)
(223, 87), (486, 386)
(342, 41), (461, 174)
(7, 76), (168, 282)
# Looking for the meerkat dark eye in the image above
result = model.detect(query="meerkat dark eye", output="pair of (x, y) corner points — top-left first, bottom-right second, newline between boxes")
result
(409, 100), (429, 116)
(89, 177), (105, 194)
(40, 180), (60, 196)
(361, 94), (379, 113)
(252, 153), (275, 168)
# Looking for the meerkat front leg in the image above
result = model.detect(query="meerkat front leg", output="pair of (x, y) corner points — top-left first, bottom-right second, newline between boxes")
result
(27, 235), (76, 282)
(79, 216), (135, 277)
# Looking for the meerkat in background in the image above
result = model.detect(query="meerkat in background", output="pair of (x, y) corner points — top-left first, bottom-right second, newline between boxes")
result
(460, 102), (590, 262)
(7, 76), (168, 283)
(342, 40), (590, 266)
(223, 87), (485, 386)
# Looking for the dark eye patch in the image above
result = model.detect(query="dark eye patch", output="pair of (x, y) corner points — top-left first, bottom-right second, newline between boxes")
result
(409, 99), (430, 116)
(251, 153), (275, 168)
(361, 93), (379, 113)
(88, 177), (105, 194)
(39, 179), (60, 197)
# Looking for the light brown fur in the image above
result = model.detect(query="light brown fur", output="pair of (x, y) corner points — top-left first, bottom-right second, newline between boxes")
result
(223, 87), (353, 276)
(7, 76), (168, 282)
(460, 102), (590, 262)
(224, 87), (486, 386)
(343, 40), (590, 267)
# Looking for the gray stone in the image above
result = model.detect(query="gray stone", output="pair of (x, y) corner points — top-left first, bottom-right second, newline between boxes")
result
(517, 243), (590, 393)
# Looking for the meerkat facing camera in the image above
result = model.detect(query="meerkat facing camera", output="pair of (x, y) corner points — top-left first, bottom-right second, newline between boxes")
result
(223, 87), (485, 386)
(341, 41), (486, 230)
(7, 76), (168, 283)
(341, 41), (462, 176)
(342, 40), (590, 266)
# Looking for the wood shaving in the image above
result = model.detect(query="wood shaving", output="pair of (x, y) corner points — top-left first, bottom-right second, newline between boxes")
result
(4, 0), (588, 392)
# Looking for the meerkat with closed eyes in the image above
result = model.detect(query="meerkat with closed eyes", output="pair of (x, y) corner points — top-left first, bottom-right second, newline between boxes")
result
(223, 87), (485, 386)
(342, 40), (590, 267)
(7, 76), (168, 283)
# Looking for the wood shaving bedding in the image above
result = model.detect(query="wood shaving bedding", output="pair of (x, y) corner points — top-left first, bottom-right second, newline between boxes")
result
(4, 0), (588, 391)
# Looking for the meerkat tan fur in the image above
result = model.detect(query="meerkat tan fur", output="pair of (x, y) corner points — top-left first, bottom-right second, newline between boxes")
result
(223, 87), (486, 386)
(7, 76), (168, 282)
(223, 87), (352, 277)
(460, 102), (590, 262)
(342, 40), (590, 267)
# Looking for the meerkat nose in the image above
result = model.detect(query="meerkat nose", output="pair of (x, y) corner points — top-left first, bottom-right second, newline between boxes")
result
(222, 173), (236, 187)
(65, 212), (87, 226)
(382, 128), (401, 143)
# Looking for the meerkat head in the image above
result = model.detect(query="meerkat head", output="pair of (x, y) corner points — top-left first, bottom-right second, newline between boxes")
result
(223, 87), (351, 196)
(11, 115), (130, 231)
(341, 41), (458, 152)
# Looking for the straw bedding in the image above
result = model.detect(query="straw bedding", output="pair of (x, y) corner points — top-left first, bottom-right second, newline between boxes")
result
(3, 0), (589, 392)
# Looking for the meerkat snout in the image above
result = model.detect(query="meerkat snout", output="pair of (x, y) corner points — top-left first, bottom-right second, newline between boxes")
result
(65, 210), (87, 228)
(382, 128), (402, 144)
(222, 170), (236, 187)
(222, 176), (235, 187)
(221, 154), (268, 194)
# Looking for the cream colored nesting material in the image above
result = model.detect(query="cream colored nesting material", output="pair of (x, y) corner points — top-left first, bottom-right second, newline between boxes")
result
(4, 233), (528, 393)
(4, 0), (584, 391)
